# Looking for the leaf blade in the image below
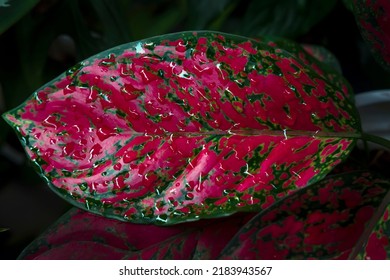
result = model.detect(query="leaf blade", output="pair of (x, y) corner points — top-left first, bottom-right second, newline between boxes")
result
(219, 171), (390, 259)
(351, 0), (390, 72)
(356, 202), (390, 259)
(3, 31), (361, 224)
(18, 207), (251, 260)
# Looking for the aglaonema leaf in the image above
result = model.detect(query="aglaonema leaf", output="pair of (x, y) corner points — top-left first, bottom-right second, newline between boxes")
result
(357, 203), (390, 259)
(18, 207), (253, 260)
(219, 171), (390, 259)
(351, 0), (390, 72)
(258, 37), (353, 101)
(301, 44), (342, 74)
(3, 31), (361, 224)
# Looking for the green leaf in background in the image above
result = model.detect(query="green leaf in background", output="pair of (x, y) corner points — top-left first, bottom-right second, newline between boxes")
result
(68, 0), (133, 58)
(342, 0), (354, 12)
(238, 0), (338, 38)
(0, 0), (136, 110)
(0, 0), (40, 34)
(219, 171), (390, 259)
(185, 0), (237, 31)
(126, 0), (187, 40)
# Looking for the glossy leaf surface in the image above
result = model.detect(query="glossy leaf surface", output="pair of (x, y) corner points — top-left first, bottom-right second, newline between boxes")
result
(219, 171), (390, 259)
(352, 0), (390, 71)
(18, 208), (252, 260)
(3, 31), (360, 224)
(259, 38), (351, 101)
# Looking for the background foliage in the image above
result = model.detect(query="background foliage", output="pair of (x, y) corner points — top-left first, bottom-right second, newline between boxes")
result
(1, 0), (390, 259)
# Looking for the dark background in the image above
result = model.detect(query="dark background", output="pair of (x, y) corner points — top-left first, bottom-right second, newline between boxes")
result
(1, 0), (389, 259)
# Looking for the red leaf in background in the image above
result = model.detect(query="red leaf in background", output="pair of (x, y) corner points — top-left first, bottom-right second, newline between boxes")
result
(218, 171), (390, 259)
(358, 205), (390, 259)
(18, 208), (253, 260)
(19, 171), (390, 260)
(352, 0), (390, 71)
(3, 31), (361, 224)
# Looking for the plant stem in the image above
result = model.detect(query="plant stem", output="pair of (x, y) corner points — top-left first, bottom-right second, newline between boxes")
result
(361, 132), (390, 151)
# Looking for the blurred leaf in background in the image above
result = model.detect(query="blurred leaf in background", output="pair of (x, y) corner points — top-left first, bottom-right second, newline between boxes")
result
(0, 0), (40, 35)
(184, 0), (236, 31)
(350, 0), (390, 72)
(0, 0), (40, 144)
(223, 0), (338, 38)
(182, 0), (339, 38)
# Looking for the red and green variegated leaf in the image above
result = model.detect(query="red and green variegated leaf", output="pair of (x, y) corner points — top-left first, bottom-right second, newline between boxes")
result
(123, 211), (250, 259)
(219, 171), (390, 259)
(29, 241), (129, 260)
(124, 231), (199, 260)
(18, 207), (188, 259)
(301, 44), (342, 74)
(258, 37), (352, 101)
(357, 204), (390, 259)
(3, 31), (361, 224)
(18, 207), (253, 260)
(352, 0), (390, 72)
(190, 215), (253, 260)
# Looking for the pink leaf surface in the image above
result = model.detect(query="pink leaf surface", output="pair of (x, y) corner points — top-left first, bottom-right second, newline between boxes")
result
(3, 31), (361, 224)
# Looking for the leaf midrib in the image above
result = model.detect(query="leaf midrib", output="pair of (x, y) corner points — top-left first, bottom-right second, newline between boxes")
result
(118, 129), (362, 138)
